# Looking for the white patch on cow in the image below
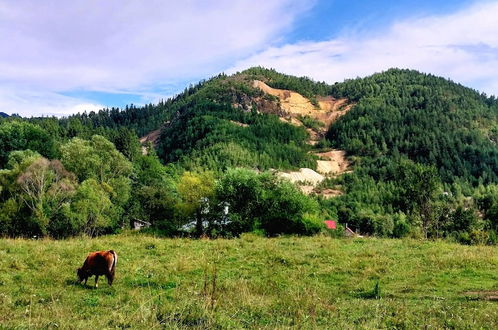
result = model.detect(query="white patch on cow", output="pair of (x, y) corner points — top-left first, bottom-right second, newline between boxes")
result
(109, 250), (117, 273)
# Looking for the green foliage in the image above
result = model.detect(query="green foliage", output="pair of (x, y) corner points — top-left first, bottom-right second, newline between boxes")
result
(0, 135), (135, 238)
(57, 136), (133, 236)
(392, 212), (410, 238)
(0, 151), (77, 237)
(327, 69), (498, 185)
(216, 168), (263, 234)
(176, 171), (216, 236)
(0, 198), (19, 235)
(216, 169), (322, 236)
(109, 127), (142, 161)
(128, 154), (178, 233)
(60, 135), (132, 182)
(297, 114), (325, 130)
(258, 176), (321, 236)
(66, 179), (115, 236)
(0, 121), (57, 168)
(1, 67), (498, 241)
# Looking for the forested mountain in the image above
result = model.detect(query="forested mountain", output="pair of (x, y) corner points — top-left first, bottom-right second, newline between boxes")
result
(0, 67), (497, 243)
(328, 69), (498, 185)
(0, 112), (8, 118)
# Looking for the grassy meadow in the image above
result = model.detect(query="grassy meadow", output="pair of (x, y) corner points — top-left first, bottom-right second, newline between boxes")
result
(0, 233), (497, 329)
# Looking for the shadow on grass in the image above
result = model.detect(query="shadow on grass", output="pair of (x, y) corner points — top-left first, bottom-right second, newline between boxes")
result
(65, 278), (84, 287)
(64, 278), (115, 291)
(351, 281), (382, 300)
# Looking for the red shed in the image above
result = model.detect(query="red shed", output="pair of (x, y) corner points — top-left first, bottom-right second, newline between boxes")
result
(324, 220), (336, 229)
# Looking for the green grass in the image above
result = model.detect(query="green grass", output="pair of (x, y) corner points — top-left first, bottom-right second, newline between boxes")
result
(0, 233), (497, 329)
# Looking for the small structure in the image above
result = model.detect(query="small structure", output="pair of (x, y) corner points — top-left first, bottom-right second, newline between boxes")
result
(324, 220), (337, 229)
(131, 219), (151, 230)
(345, 224), (363, 238)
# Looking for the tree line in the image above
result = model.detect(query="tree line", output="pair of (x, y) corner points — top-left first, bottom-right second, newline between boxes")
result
(0, 121), (322, 238)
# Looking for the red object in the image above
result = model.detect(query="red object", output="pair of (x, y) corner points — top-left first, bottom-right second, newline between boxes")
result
(324, 220), (336, 229)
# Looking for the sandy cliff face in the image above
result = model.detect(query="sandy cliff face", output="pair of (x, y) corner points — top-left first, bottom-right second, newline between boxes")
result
(252, 80), (355, 197)
(252, 80), (353, 128)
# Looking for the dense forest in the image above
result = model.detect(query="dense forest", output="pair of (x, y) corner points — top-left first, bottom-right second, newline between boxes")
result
(0, 67), (497, 243)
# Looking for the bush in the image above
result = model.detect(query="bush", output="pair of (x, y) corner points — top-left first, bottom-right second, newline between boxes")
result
(301, 213), (324, 235)
(258, 177), (320, 236)
(392, 212), (410, 238)
(455, 231), (471, 245)
(217, 169), (321, 237)
(469, 229), (489, 245)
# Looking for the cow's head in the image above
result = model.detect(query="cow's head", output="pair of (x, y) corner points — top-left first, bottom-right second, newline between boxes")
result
(77, 268), (88, 282)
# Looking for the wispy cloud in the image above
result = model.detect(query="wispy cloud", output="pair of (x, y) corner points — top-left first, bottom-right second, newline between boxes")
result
(0, 0), (313, 116)
(0, 88), (104, 117)
(231, 1), (498, 96)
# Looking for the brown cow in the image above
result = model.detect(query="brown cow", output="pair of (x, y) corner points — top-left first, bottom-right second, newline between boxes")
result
(77, 250), (117, 288)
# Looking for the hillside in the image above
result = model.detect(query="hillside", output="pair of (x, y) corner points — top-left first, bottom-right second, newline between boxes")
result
(1, 67), (498, 241)
(0, 112), (8, 118)
(1, 234), (497, 328)
(328, 69), (498, 185)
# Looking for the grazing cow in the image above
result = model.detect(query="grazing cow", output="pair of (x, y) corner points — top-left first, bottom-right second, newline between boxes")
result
(77, 250), (117, 288)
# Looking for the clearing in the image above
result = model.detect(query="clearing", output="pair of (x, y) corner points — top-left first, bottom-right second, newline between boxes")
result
(1, 234), (497, 328)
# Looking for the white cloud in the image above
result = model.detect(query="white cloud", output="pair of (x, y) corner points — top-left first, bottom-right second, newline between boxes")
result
(0, 88), (104, 117)
(0, 0), (313, 116)
(231, 1), (498, 96)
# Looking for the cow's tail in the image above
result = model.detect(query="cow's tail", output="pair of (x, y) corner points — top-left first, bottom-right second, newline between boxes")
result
(109, 250), (117, 273)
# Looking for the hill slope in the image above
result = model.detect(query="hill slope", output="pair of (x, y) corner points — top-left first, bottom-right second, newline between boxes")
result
(328, 68), (498, 185)
(130, 67), (498, 185)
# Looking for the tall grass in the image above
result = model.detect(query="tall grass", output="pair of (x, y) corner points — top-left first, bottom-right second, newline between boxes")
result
(0, 232), (497, 328)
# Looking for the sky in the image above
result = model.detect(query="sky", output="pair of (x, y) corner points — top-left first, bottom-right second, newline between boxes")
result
(1, 0), (497, 117)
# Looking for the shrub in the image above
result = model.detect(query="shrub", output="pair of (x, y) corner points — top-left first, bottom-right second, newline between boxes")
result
(392, 212), (410, 238)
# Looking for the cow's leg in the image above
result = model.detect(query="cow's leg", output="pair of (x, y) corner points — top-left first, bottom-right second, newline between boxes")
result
(84, 277), (87, 286)
(95, 275), (99, 288)
(106, 272), (113, 286)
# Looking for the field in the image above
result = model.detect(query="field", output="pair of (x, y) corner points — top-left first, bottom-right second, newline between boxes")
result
(1, 233), (497, 329)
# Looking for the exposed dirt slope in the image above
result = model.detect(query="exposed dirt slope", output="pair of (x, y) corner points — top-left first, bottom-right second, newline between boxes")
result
(138, 79), (354, 197)
(280, 168), (325, 185)
(139, 128), (161, 146)
(229, 120), (249, 127)
(253, 80), (353, 130)
(253, 80), (354, 197)
(139, 128), (162, 155)
(316, 150), (351, 175)
(253, 80), (315, 115)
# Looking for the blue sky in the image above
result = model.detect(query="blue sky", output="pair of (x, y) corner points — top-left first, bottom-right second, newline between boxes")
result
(1, 0), (497, 116)
(287, 0), (475, 42)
